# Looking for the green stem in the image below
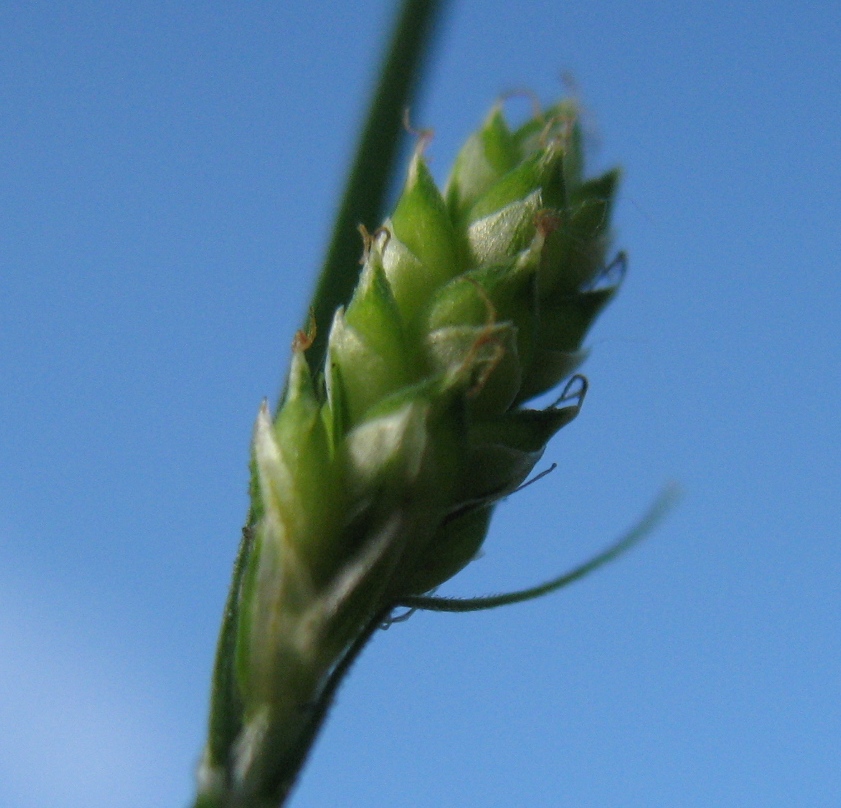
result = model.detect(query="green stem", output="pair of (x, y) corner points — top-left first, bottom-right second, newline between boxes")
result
(199, 526), (253, 785)
(303, 0), (449, 380)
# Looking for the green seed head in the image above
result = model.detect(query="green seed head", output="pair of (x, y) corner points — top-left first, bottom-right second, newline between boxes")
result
(231, 95), (624, 786)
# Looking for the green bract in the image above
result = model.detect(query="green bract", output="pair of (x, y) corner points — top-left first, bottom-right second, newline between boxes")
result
(198, 98), (624, 806)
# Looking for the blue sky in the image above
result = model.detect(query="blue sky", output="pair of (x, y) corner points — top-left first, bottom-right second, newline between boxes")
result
(1, 1), (839, 806)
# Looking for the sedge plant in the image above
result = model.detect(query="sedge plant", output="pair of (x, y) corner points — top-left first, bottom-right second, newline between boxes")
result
(192, 1), (675, 806)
